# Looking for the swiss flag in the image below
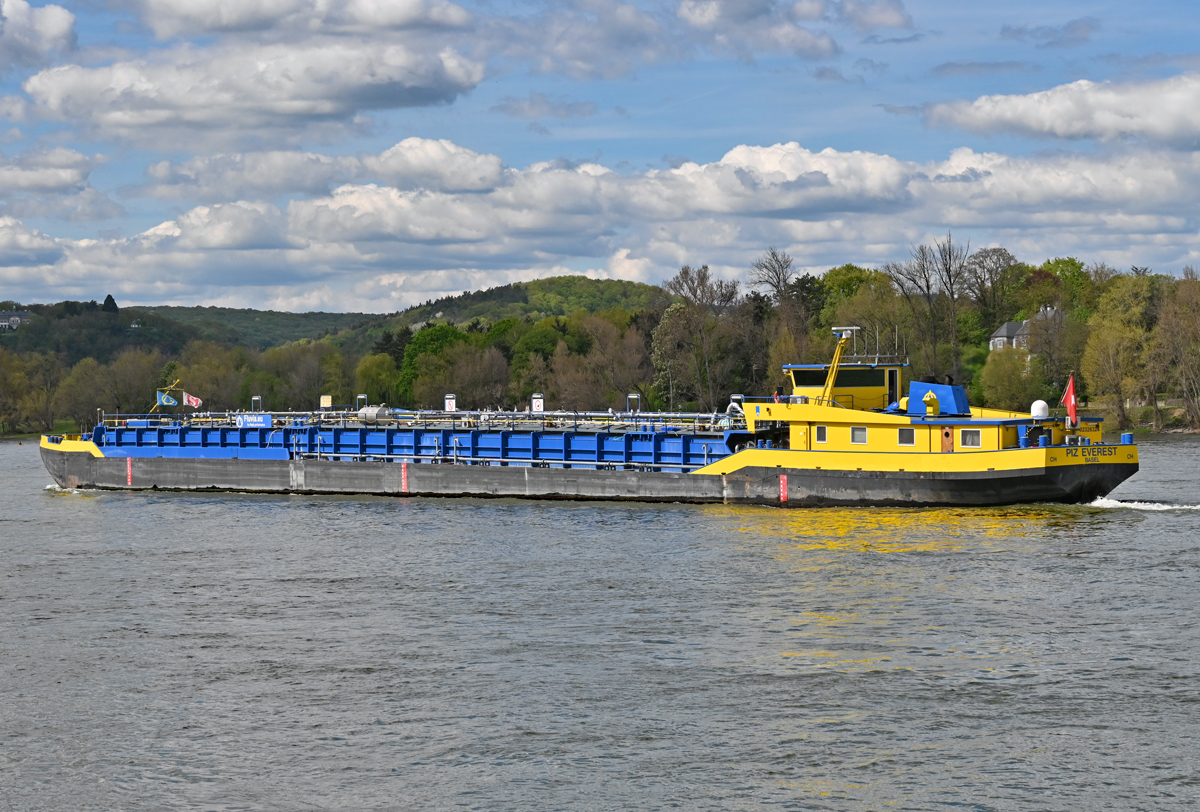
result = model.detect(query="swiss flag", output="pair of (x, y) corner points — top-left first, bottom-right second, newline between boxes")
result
(1060, 374), (1078, 427)
(182, 391), (203, 408)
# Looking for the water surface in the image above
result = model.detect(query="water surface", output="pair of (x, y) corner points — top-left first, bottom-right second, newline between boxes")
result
(3, 437), (1199, 810)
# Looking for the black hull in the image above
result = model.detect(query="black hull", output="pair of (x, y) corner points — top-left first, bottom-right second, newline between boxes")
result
(41, 447), (1137, 508)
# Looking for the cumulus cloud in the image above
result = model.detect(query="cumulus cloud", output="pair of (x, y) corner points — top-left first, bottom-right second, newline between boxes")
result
(135, 0), (471, 38)
(677, 0), (838, 59)
(142, 151), (359, 200)
(0, 147), (122, 220)
(1000, 16), (1098, 49)
(10, 137), (1200, 309)
(22, 40), (484, 143)
(487, 0), (678, 80)
(0, 0), (74, 70)
(362, 138), (504, 191)
(150, 201), (291, 250)
(926, 73), (1200, 145)
(0, 215), (61, 264)
(139, 137), (505, 199)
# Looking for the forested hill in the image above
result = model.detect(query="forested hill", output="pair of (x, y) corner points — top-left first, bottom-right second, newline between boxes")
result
(323, 277), (666, 357)
(124, 306), (372, 349)
(393, 277), (661, 326)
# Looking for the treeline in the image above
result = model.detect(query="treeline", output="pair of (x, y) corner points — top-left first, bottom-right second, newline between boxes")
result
(3, 245), (1200, 435)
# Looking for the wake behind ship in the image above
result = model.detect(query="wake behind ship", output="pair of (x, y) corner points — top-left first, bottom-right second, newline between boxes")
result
(40, 330), (1137, 507)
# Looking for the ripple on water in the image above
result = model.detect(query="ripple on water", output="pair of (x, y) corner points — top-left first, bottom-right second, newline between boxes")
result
(3, 437), (1200, 810)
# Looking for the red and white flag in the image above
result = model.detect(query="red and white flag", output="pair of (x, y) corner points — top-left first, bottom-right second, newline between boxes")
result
(182, 391), (202, 408)
(1060, 374), (1078, 427)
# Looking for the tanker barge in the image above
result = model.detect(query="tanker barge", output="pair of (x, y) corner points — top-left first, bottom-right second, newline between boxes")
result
(39, 332), (1138, 507)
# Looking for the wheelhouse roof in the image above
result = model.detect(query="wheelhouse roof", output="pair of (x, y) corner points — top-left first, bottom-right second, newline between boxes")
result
(782, 362), (909, 369)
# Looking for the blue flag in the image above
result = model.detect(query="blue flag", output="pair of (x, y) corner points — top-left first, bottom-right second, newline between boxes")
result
(157, 391), (178, 406)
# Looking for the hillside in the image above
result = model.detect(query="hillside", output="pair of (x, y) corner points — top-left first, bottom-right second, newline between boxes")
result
(324, 276), (667, 357)
(0, 302), (200, 365)
(124, 305), (373, 349)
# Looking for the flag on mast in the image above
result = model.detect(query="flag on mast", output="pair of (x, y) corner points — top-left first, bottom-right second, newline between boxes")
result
(1060, 373), (1078, 427)
(156, 391), (178, 406)
(182, 392), (202, 408)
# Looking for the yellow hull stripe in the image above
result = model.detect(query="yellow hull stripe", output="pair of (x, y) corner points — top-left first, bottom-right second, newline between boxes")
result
(691, 445), (1138, 476)
(40, 435), (105, 458)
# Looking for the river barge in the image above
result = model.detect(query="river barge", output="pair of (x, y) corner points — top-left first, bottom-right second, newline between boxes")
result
(40, 332), (1138, 507)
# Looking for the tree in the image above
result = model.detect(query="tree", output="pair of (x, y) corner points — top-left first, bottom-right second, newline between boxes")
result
(355, 353), (399, 406)
(398, 324), (469, 402)
(662, 265), (740, 410)
(749, 247), (794, 303)
(578, 316), (652, 408)
(965, 247), (1021, 328)
(54, 358), (106, 431)
(19, 352), (63, 431)
(651, 303), (694, 411)
(550, 342), (606, 410)
(0, 348), (29, 434)
(451, 345), (509, 409)
(1082, 319), (1141, 429)
(932, 233), (969, 380)
(102, 349), (165, 415)
(787, 273), (827, 328)
(980, 348), (1045, 411)
(101, 294), (119, 313)
(1156, 269), (1200, 429)
(371, 326), (412, 367)
(176, 341), (249, 411)
(886, 245), (942, 376)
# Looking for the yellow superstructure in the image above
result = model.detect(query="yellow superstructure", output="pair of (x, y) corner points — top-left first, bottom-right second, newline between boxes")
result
(703, 331), (1128, 479)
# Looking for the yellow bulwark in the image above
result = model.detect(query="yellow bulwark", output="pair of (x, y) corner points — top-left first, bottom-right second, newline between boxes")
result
(41, 435), (105, 457)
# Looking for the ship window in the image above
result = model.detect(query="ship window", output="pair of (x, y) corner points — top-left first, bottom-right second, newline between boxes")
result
(791, 369), (828, 387)
(898, 427), (915, 446)
(835, 369), (886, 388)
(851, 426), (867, 444)
(961, 429), (981, 448)
(815, 425), (827, 443)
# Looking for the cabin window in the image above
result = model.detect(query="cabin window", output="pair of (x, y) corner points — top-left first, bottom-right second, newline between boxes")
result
(835, 369), (886, 388)
(898, 427), (915, 446)
(815, 425), (827, 443)
(960, 429), (981, 448)
(792, 369), (828, 387)
(851, 427), (867, 444)
(790, 368), (887, 388)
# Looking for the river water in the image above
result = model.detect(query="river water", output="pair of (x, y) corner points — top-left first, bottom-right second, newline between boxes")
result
(2, 437), (1199, 811)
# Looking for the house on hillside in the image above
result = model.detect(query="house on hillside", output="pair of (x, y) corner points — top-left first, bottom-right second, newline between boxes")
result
(989, 307), (1061, 353)
(989, 321), (1027, 351)
(0, 310), (33, 330)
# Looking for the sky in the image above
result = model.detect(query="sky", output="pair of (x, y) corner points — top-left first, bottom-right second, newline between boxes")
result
(2, 0), (1200, 312)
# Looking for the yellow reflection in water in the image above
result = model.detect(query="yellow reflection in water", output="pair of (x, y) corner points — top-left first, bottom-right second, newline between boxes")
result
(708, 503), (1092, 554)
(691, 503), (1104, 677)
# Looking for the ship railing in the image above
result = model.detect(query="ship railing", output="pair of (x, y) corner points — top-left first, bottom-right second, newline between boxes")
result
(294, 448), (721, 472)
(94, 409), (747, 434)
(743, 395), (850, 408)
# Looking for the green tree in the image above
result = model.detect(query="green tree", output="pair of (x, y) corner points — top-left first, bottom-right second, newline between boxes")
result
(20, 352), (63, 431)
(1082, 319), (1141, 429)
(0, 348), (29, 434)
(54, 358), (106, 431)
(662, 265), (740, 411)
(355, 353), (399, 405)
(398, 324), (469, 402)
(980, 348), (1045, 411)
(102, 349), (165, 415)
